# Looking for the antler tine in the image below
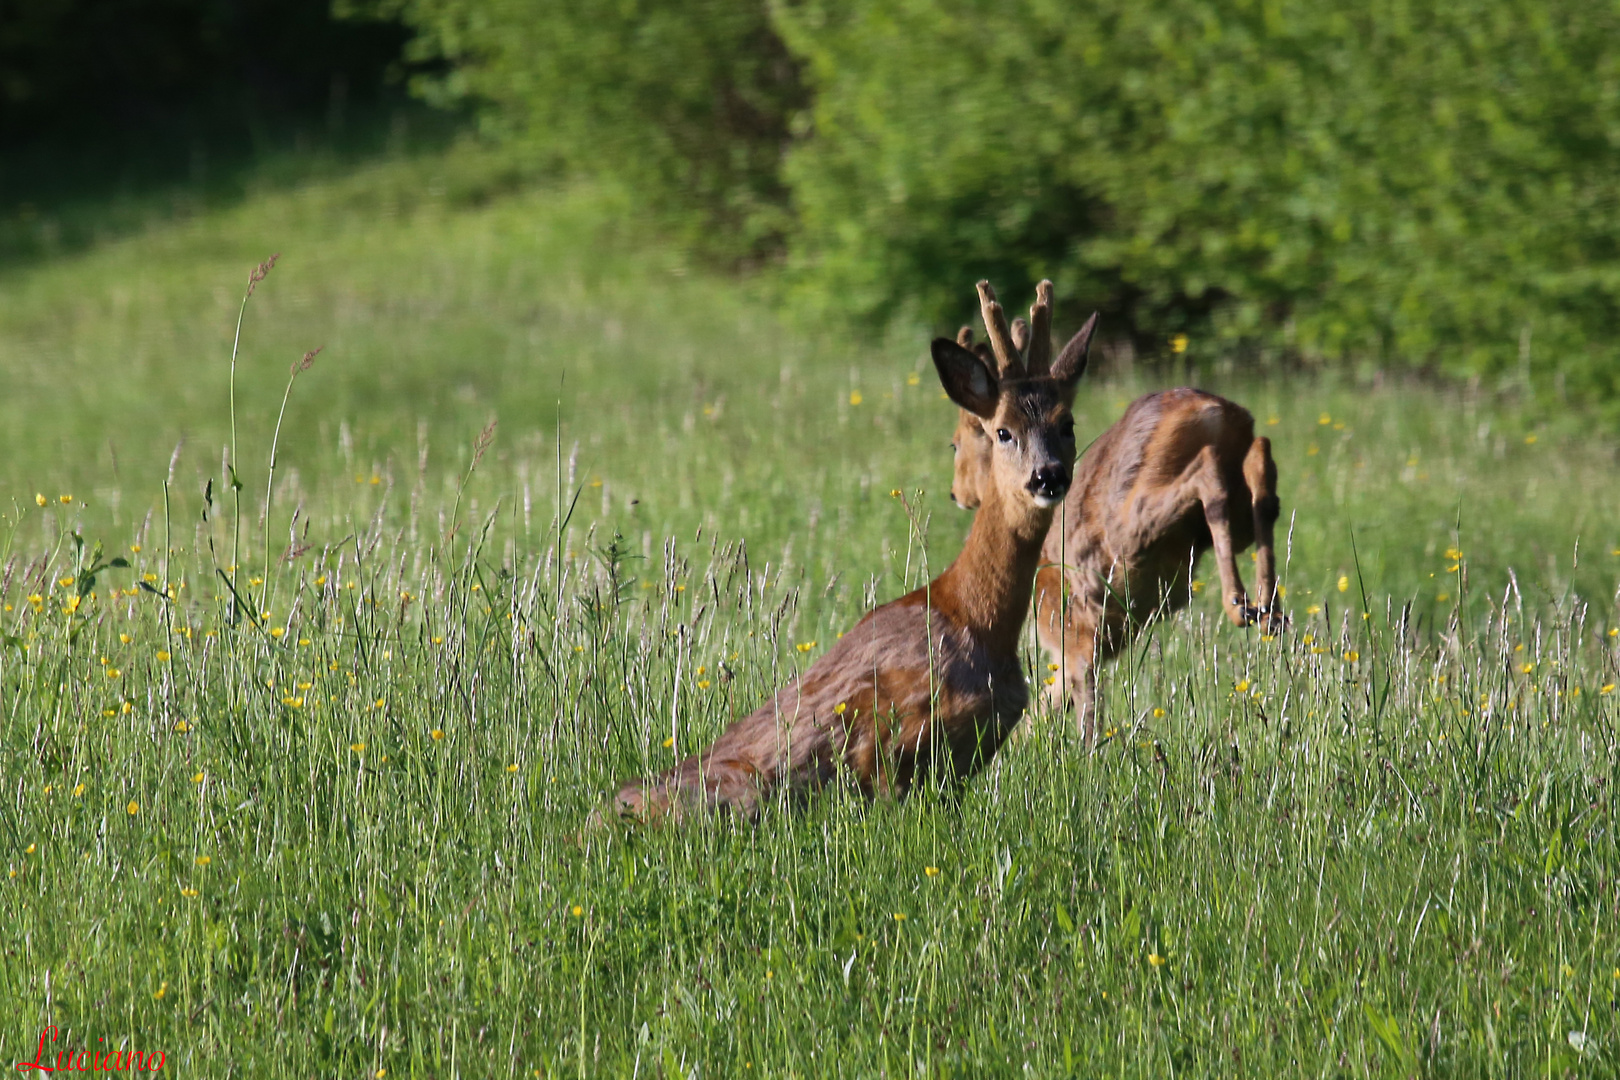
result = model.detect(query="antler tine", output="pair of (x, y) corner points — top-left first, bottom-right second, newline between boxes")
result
(1010, 317), (1030, 353)
(957, 325), (996, 364)
(975, 280), (1024, 377)
(1025, 280), (1054, 374)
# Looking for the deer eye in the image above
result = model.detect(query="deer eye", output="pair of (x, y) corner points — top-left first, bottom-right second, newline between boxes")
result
(996, 428), (1013, 444)
(949, 442), (958, 454)
(1059, 418), (1075, 437)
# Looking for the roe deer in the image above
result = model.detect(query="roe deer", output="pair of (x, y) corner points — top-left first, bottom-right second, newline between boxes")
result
(949, 295), (1282, 739)
(596, 282), (1097, 824)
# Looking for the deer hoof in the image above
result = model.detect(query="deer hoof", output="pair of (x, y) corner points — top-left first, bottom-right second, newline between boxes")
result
(1243, 604), (1290, 633)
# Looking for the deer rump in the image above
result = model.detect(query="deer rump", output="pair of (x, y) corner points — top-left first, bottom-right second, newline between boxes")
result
(607, 588), (1028, 824)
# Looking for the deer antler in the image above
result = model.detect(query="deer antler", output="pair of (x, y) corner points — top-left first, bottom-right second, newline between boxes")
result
(976, 281), (1024, 378)
(1026, 280), (1054, 374)
(1010, 317), (1030, 353)
(957, 325), (996, 365)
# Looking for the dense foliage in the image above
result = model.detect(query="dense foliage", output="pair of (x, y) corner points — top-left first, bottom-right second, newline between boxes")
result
(368, 0), (1620, 403)
(778, 0), (1620, 397)
(357, 0), (805, 254)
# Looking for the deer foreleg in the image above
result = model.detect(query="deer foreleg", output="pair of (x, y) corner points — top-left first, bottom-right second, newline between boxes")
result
(1032, 563), (1102, 741)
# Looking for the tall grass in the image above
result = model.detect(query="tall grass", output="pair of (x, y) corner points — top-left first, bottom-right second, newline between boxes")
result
(1, 143), (1617, 1075)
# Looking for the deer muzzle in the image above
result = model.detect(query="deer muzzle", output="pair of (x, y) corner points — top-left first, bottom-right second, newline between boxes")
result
(1026, 465), (1071, 506)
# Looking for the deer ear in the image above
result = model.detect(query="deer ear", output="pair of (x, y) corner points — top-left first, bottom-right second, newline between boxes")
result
(932, 338), (999, 419)
(1049, 312), (1098, 396)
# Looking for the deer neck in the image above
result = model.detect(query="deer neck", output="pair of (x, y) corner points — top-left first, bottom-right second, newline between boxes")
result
(932, 483), (1052, 654)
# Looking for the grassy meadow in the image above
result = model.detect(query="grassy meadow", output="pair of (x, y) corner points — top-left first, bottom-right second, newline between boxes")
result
(2, 139), (1618, 1076)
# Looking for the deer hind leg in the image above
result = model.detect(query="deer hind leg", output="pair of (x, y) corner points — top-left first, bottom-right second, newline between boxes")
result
(1130, 444), (1254, 626)
(1193, 445), (1258, 627)
(1243, 436), (1284, 630)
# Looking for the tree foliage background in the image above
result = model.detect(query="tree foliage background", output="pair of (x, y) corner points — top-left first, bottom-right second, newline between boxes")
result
(9, 0), (1620, 404)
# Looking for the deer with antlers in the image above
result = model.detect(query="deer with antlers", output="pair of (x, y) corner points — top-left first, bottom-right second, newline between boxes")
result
(949, 291), (1282, 740)
(596, 282), (1097, 824)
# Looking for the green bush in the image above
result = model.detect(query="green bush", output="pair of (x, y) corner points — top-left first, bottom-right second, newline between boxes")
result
(370, 0), (1620, 402)
(777, 0), (1620, 399)
(355, 0), (805, 257)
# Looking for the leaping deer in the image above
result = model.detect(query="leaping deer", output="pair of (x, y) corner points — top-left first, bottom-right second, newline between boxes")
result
(949, 290), (1283, 740)
(596, 282), (1097, 825)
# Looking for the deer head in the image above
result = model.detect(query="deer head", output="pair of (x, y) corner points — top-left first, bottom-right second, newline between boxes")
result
(937, 281), (1098, 515)
(933, 280), (1098, 525)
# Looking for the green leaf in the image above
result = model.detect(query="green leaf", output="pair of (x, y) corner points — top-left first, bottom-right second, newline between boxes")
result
(1362, 1001), (1414, 1069)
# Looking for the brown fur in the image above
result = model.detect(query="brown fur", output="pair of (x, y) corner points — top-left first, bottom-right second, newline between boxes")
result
(951, 383), (1283, 740)
(594, 282), (1095, 826)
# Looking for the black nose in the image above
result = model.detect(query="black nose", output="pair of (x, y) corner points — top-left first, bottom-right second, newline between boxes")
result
(1027, 466), (1070, 499)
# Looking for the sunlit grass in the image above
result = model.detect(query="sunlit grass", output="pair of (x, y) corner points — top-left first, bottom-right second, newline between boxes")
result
(1, 142), (1617, 1075)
